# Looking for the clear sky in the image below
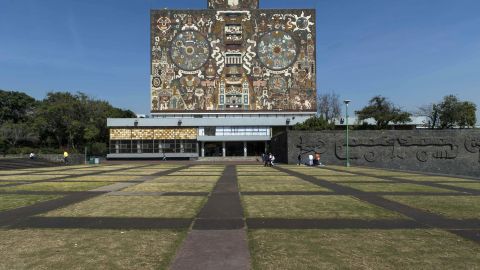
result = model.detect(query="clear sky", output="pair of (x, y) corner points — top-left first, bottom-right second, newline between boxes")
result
(1, 0), (479, 120)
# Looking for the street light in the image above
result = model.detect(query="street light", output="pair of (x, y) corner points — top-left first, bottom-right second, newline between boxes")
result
(344, 100), (351, 167)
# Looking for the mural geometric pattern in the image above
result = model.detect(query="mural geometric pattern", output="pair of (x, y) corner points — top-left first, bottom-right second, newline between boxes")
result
(151, 0), (316, 112)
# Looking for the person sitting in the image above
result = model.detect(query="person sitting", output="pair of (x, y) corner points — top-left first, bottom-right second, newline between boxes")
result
(29, 152), (35, 159)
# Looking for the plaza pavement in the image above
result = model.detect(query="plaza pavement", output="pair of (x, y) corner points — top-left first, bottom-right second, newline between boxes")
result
(0, 161), (479, 269)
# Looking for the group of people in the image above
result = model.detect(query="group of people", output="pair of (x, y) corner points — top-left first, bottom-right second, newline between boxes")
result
(297, 152), (324, 166)
(261, 153), (276, 167)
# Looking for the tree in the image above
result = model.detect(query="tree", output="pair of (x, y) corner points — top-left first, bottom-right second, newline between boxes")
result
(416, 103), (440, 129)
(0, 122), (38, 148)
(437, 95), (477, 128)
(293, 115), (335, 131)
(317, 92), (341, 122)
(0, 90), (36, 124)
(355, 95), (411, 129)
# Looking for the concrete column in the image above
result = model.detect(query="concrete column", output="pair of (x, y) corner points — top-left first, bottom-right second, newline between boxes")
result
(115, 141), (119, 154)
(244, 141), (247, 157)
(222, 141), (226, 157)
(201, 142), (205, 157)
(264, 141), (268, 153)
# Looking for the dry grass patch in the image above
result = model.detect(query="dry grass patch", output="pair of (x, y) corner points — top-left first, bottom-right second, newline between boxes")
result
(0, 195), (62, 211)
(0, 229), (186, 270)
(287, 168), (355, 176)
(243, 195), (405, 219)
(42, 195), (206, 218)
(396, 175), (476, 182)
(237, 171), (290, 176)
(151, 176), (219, 183)
(441, 182), (480, 191)
(384, 195), (480, 220)
(169, 171), (223, 176)
(238, 176), (299, 181)
(0, 182), (111, 192)
(248, 229), (480, 270)
(123, 182), (215, 192)
(0, 170), (38, 175)
(319, 175), (390, 182)
(239, 180), (329, 192)
(0, 175), (60, 181)
(66, 175), (140, 182)
(338, 182), (454, 193)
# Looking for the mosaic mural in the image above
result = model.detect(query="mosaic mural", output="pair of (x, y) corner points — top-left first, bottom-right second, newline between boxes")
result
(151, 0), (316, 112)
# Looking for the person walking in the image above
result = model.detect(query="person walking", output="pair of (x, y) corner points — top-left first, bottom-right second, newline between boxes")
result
(271, 154), (276, 166)
(297, 154), (301, 165)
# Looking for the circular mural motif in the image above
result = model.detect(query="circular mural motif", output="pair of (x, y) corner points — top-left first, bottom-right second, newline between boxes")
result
(257, 30), (298, 71)
(170, 31), (211, 71)
(268, 76), (287, 93)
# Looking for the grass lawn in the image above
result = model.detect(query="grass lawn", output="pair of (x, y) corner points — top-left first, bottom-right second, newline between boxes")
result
(0, 181), (112, 192)
(0, 194), (62, 212)
(238, 176), (300, 181)
(168, 171), (224, 176)
(395, 175), (474, 182)
(0, 175), (61, 181)
(286, 168), (355, 177)
(242, 195), (405, 219)
(384, 196), (480, 219)
(101, 171), (158, 176)
(238, 180), (330, 192)
(317, 175), (391, 182)
(123, 182), (216, 192)
(440, 182), (480, 191)
(151, 176), (220, 182)
(41, 195), (206, 218)
(237, 171), (291, 176)
(0, 229), (186, 270)
(0, 170), (38, 175)
(337, 182), (455, 193)
(66, 175), (141, 182)
(248, 229), (480, 270)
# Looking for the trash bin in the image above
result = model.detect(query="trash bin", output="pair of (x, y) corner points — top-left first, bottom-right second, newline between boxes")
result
(94, 158), (100, 164)
(89, 158), (95, 164)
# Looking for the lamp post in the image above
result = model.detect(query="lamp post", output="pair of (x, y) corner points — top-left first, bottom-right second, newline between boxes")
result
(344, 100), (351, 167)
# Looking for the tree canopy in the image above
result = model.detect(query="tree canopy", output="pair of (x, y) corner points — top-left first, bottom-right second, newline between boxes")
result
(0, 89), (135, 155)
(355, 95), (412, 129)
(437, 95), (477, 129)
(293, 115), (335, 131)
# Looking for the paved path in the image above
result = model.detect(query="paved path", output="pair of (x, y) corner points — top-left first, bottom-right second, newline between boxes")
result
(169, 165), (251, 270)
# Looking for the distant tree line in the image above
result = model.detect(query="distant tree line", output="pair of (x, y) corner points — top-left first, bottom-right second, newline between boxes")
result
(0, 90), (135, 155)
(294, 92), (477, 131)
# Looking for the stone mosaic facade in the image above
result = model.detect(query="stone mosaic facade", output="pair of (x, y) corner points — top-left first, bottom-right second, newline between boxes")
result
(110, 128), (198, 140)
(150, 0), (316, 112)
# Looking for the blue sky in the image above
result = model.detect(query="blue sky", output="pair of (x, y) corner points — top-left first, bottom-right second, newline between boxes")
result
(1, 0), (479, 120)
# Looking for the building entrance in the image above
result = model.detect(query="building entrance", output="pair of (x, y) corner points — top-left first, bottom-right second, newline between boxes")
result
(226, 142), (244, 156)
(204, 142), (223, 157)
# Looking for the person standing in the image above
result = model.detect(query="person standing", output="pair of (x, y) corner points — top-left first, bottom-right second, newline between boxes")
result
(308, 154), (313, 166)
(297, 154), (301, 165)
(271, 154), (276, 166)
(63, 151), (69, 165)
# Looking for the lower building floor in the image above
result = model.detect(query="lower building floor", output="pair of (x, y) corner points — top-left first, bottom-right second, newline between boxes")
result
(107, 139), (267, 159)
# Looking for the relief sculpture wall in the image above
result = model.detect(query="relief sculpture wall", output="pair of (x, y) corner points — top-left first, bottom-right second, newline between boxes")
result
(272, 130), (480, 177)
(150, 2), (316, 112)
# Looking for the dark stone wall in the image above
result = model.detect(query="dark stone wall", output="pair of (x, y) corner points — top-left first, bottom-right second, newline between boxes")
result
(282, 130), (480, 177)
(271, 132), (288, 163)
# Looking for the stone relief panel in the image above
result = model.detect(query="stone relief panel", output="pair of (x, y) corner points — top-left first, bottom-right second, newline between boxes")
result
(286, 130), (480, 177)
(150, 7), (316, 112)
